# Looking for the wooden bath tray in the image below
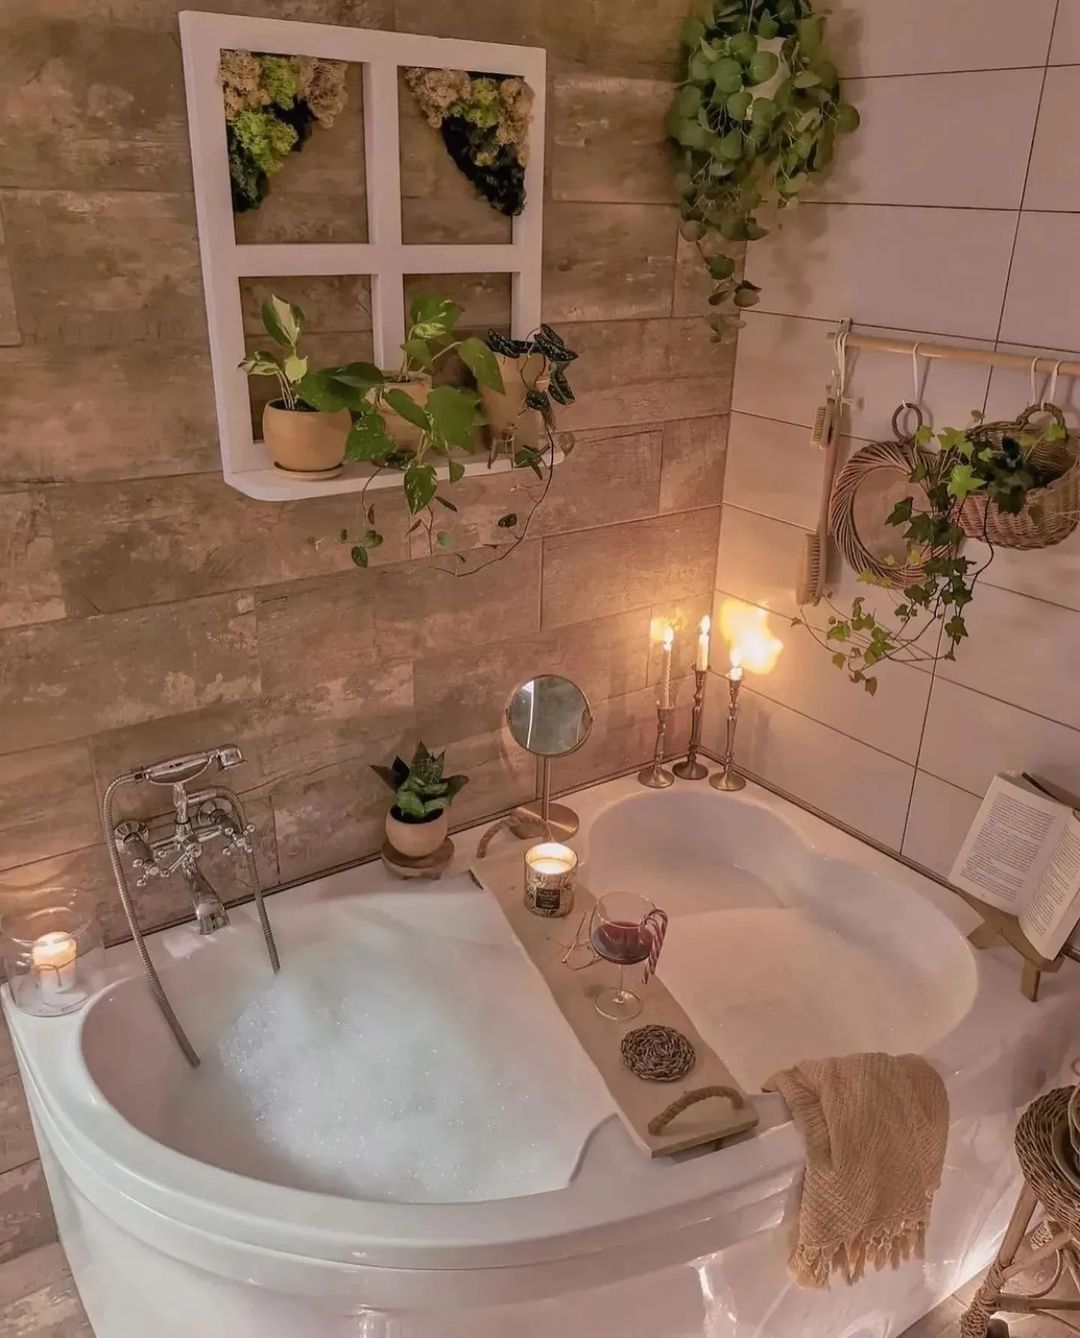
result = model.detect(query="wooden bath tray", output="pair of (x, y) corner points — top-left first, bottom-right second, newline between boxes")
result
(470, 846), (758, 1157)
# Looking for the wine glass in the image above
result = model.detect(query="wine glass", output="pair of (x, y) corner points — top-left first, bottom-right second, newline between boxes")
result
(589, 892), (666, 1022)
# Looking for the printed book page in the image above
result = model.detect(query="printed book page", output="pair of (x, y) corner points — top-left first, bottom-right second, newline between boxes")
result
(1020, 815), (1080, 959)
(949, 773), (1068, 913)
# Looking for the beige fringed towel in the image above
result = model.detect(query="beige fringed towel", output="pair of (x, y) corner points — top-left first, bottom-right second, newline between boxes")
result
(763, 1053), (949, 1290)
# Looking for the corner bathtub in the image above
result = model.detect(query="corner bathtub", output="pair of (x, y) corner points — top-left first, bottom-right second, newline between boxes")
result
(7, 775), (1079, 1338)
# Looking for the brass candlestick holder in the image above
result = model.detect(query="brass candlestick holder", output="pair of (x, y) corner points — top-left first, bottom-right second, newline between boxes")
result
(710, 671), (746, 792)
(638, 703), (676, 789)
(673, 669), (709, 780)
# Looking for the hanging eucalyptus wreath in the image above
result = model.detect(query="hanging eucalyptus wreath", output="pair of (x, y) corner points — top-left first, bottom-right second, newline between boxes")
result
(668, 0), (859, 336)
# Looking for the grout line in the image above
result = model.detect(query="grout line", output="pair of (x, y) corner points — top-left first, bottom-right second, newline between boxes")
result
(991, 1), (1060, 346)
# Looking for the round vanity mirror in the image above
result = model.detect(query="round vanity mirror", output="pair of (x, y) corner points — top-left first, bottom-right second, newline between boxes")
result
(505, 675), (593, 841)
(505, 675), (593, 757)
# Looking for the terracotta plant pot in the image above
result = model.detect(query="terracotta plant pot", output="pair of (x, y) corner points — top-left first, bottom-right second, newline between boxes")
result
(478, 352), (549, 458)
(262, 401), (350, 474)
(385, 807), (448, 859)
(381, 374), (432, 449)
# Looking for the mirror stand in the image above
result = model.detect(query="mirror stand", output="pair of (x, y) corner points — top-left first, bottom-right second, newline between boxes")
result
(510, 757), (580, 841)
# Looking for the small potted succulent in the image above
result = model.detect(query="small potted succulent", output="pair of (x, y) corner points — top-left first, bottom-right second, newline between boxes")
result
(372, 743), (469, 859)
(240, 295), (382, 475)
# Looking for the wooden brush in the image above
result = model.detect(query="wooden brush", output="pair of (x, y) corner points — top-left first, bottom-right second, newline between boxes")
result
(796, 398), (841, 606)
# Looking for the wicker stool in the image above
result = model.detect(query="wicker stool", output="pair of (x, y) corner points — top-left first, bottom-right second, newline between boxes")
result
(960, 1088), (1080, 1336)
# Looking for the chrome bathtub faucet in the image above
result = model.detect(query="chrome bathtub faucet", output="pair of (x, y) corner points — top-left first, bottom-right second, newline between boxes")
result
(102, 745), (280, 1068)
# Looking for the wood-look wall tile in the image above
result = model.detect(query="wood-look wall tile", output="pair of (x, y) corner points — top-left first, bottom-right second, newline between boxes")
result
(556, 683), (693, 790)
(391, 0), (593, 69)
(0, 1242), (91, 1338)
(543, 202), (678, 323)
(407, 428), (662, 554)
(0, 594), (259, 753)
(0, 1162), (56, 1264)
(0, 743), (98, 874)
(443, 728), (536, 829)
(0, 494), (64, 630)
(0, 20), (188, 192)
(271, 750), (400, 883)
(0, 215), (18, 347)
(557, 318), (734, 432)
(0, 190), (202, 347)
(0, 1075), (36, 1175)
(403, 272), (511, 331)
(0, 344), (217, 486)
(0, 845), (114, 943)
(5, 0), (392, 19)
(658, 417), (728, 514)
(240, 276), (372, 338)
(542, 508), (720, 629)
(551, 75), (675, 204)
(0, 1014), (14, 1082)
(414, 607), (649, 743)
(585, 0), (687, 79)
(370, 541), (542, 661)
(48, 476), (408, 614)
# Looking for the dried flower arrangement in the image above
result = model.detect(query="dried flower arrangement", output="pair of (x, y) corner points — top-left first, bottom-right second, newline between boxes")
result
(404, 67), (534, 216)
(220, 50), (349, 212)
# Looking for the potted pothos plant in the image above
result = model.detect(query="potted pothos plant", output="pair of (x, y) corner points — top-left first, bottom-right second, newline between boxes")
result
(481, 327), (578, 460)
(668, 0), (859, 337)
(798, 409), (1078, 694)
(240, 295), (383, 475)
(340, 301), (579, 570)
(373, 743), (469, 859)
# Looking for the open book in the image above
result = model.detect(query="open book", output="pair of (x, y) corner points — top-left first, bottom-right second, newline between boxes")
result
(950, 772), (1080, 960)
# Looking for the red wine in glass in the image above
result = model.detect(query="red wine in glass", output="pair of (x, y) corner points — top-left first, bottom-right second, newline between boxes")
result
(591, 919), (651, 966)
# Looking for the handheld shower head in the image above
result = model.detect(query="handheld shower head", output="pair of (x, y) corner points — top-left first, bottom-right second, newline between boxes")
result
(137, 746), (246, 786)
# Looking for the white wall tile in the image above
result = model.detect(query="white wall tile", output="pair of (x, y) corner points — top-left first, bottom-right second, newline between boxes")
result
(1051, 0), (1080, 62)
(811, 71), (1042, 210)
(722, 610), (932, 763)
(936, 582), (1080, 729)
(703, 686), (914, 850)
(748, 205), (1018, 339)
(902, 771), (981, 880)
(733, 313), (992, 438)
(1025, 67), (1080, 212)
(1000, 213), (1080, 351)
(920, 676), (1080, 798)
(715, 505), (806, 622)
(984, 343), (1080, 422)
(966, 523), (1080, 614)
(723, 413), (825, 529)
(828, 0), (1057, 77)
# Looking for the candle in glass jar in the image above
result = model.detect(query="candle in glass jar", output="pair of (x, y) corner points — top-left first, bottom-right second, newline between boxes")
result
(659, 626), (674, 709)
(524, 842), (578, 917)
(32, 931), (77, 997)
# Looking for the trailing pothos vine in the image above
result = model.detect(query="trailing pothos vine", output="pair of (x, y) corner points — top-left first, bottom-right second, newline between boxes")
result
(795, 412), (1072, 695)
(668, 0), (859, 336)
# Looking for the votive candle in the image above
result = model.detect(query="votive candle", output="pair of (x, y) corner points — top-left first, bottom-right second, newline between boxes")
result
(524, 842), (578, 918)
(32, 931), (78, 997)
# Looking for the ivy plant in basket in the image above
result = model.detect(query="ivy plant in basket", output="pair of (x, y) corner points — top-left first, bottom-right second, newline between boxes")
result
(668, 0), (860, 338)
(373, 743), (469, 860)
(797, 405), (1079, 695)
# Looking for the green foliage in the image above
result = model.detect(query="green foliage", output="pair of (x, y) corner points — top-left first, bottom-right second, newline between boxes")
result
(371, 742), (469, 823)
(802, 413), (1071, 693)
(231, 110), (297, 177)
(239, 295), (382, 413)
(668, 0), (859, 335)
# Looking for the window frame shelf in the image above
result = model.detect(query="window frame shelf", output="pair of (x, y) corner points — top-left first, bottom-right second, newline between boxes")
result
(179, 11), (547, 502)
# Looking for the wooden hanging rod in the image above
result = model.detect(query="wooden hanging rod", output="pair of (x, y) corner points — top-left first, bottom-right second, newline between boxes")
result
(834, 331), (1080, 379)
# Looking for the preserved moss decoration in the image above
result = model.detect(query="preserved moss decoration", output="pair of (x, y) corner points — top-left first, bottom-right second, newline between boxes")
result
(404, 68), (534, 217)
(220, 51), (348, 213)
(668, 0), (860, 337)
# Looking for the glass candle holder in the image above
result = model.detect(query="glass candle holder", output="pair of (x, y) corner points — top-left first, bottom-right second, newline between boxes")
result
(524, 842), (578, 918)
(0, 895), (106, 1017)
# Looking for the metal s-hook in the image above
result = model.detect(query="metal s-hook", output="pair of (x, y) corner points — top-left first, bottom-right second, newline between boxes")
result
(1029, 354), (1043, 409)
(893, 341), (926, 441)
(1048, 358), (1066, 409)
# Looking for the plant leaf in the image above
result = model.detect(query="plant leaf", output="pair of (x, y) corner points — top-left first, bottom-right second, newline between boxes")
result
(425, 384), (484, 451)
(497, 513), (518, 528)
(344, 404), (394, 462)
(384, 388), (430, 431)
(350, 545), (369, 568)
(436, 530), (454, 548)
(448, 458), (465, 484)
(458, 336), (505, 393)
(404, 461), (438, 514)
(261, 295), (303, 349)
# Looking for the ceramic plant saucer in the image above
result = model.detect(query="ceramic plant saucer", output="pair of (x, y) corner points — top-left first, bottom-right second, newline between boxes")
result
(273, 462), (344, 481)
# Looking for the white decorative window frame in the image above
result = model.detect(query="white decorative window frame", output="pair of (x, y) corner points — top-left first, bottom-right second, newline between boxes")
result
(179, 11), (547, 501)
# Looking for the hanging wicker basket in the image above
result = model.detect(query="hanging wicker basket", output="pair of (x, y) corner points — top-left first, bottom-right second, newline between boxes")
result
(958, 404), (1079, 550)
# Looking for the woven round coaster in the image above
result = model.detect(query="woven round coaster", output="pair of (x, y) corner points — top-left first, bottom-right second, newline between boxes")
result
(621, 1024), (696, 1083)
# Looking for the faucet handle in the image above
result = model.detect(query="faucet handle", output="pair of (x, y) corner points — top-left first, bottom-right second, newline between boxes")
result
(223, 823), (256, 857)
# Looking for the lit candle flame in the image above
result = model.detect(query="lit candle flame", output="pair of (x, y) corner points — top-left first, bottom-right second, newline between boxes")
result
(719, 599), (783, 676)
